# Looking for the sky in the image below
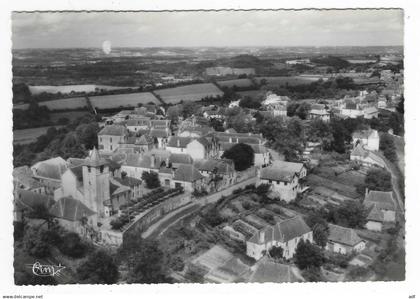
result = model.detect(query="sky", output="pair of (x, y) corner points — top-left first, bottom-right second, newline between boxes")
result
(12, 10), (404, 49)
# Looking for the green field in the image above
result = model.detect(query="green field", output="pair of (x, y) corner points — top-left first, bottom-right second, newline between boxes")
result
(14, 126), (62, 145)
(154, 83), (223, 104)
(90, 92), (160, 109)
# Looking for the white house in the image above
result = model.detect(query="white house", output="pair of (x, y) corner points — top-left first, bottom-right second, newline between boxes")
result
(309, 104), (330, 122)
(98, 125), (128, 154)
(352, 129), (380, 151)
(166, 136), (193, 154)
(326, 224), (366, 255)
(363, 106), (379, 119)
(246, 216), (313, 260)
(258, 161), (303, 202)
(350, 145), (385, 168)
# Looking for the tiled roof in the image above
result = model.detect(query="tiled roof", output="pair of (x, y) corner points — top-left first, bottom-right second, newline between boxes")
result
(13, 166), (43, 189)
(98, 125), (128, 136)
(260, 163), (298, 182)
(364, 190), (396, 211)
(248, 216), (311, 244)
(84, 148), (108, 167)
(249, 258), (297, 283)
(149, 128), (171, 138)
(272, 161), (304, 175)
(15, 189), (55, 212)
(31, 157), (68, 181)
(169, 153), (193, 165)
(328, 223), (363, 247)
(193, 159), (234, 174)
(136, 134), (155, 145)
(311, 104), (326, 111)
(126, 118), (151, 127)
(49, 196), (95, 222)
(352, 129), (378, 140)
(366, 204), (384, 222)
(173, 164), (204, 182)
(69, 165), (84, 182)
(167, 136), (192, 148)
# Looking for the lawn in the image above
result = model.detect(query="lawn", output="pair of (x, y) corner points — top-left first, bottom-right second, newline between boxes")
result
(154, 83), (223, 104)
(90, 92), (160, 109)
(14, 126), (63, 145)
(38, 97), (88, 110)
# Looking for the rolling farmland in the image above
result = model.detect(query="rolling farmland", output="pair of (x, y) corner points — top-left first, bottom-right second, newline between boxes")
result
(28, 84), (132, 95)
(89, 92), (160, 109)
(154, 83), (223, 104)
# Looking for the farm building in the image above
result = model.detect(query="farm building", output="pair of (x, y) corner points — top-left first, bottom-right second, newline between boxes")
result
(326, 224), (366, 255)
(364, 190), (397, 231)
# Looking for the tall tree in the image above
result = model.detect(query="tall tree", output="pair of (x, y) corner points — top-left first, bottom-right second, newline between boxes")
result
(221, 143), (254, 171)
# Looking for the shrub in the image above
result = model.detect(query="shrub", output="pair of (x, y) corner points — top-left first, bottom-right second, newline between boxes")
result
(242, 201), (252, 210)
(294, 240), (324, 270)
(269, 246), (284, 259)
(58, 232), (87, 258)
(302, 266), (325, 282)
(169, 256), (185, 272)
(327, 253), (350, 268)
(77, 250), (119, 284)
(110, 215), (130, 230)
(23, 227), (50, 258)
(347, 266), (371, 281)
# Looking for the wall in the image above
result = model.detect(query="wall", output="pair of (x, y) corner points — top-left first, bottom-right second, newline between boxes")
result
(366, 220), (382, 232)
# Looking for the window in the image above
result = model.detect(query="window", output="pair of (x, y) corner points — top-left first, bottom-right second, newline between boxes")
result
(110, 145), (113, 151)
(99, 137), (102, 142)
(88, 166), (91, 173)
(110, 137), (113, 143)
(100, 165), (104, 173)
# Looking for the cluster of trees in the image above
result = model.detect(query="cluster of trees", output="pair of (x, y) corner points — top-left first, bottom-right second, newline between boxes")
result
(13, 102), (52, 129)
(380, 134), (397, 162)
(356, 168), (392, 194)
(221, 143), (254, 171)
(224, 106), (255, 133)
(141, 171), (161, 189)
(14, 113), (99, 168)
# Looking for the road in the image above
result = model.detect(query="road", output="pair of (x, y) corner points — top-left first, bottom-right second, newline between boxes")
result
(142, 176), (257, 239)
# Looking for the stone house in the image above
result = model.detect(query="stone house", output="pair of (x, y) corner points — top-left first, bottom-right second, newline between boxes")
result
(246, 216), (313, 260)
(98, 125), (128, 154)
(326, 224), (365, 254)
(364, 190), (397, 232)
(352, 129), (380, 151)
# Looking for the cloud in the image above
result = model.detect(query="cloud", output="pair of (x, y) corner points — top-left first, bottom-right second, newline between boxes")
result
(12, 9), (403, 48)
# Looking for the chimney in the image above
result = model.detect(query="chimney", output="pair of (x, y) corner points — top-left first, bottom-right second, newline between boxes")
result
(259, 230), (265, 243)
(177, 139), (180, 147)
(166, 157), (170, 168)
(365, 188), (369, 198)
(151, 154), (156, 168)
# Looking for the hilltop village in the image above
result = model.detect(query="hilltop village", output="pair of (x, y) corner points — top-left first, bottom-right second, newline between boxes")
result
(13, 53), (405, 284)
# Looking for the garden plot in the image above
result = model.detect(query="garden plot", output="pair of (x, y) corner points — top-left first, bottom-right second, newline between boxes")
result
(192, 245), (233, 272)
(306, 174), (361, 199)
(155, 83), (223, 104)
(28, 84), (131, 95)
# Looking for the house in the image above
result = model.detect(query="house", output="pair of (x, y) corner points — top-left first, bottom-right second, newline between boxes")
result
(149, 128), (171, 148)
(258, 161), (302, 202)
(185, 137), (216, 161)
(193, 158), (236, 191)
(166, 136), (193, 154)
(98, 125), (128, 154)
(249, 258), (300, 283)
(248, 144), (270, 167)
(118, 134), (157, 153)
(246, 216), (313, 260)
(228, 100), (241, 108)
(326, 224), (366, 254)
(352, 129), (380, 151)
(261, 93), (289, 117)
(178, 125), (214, 138)
(171, 164), (206, 192)
(120, 151), (168, 180)
(13, 166), (46, 194)
(350, 145), (385, 168)
(309, 104), (330, 122)
(340, 101), (364, 119)
(113, 175), (142, 200)
(126, 118), (151, 132)
(31, 157), (68, 194)
(363, 106), (379, 119)
(364, 190), (397, 231)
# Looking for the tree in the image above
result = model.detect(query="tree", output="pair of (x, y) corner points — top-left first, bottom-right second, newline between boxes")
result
(221, 143), (254, 171)
(23, 227), (50, 258)
(239, 96), (261, 109)
(269, 246), (284, 259)
(125, 240), (171, 283)
(27, 203), (55, 228)
(58, 232), (87, 258)
(327, 200), (368, 229)
(307, 119), (334, 150)
(364, 168), (392, 192)
(141, 171), (161, 189)
(77, 250), (119, 284)
(306, 213), (330, 247)
(380, 134), (397, 162)
(294, 240), (324, 270)
(76, 122), (99, 150)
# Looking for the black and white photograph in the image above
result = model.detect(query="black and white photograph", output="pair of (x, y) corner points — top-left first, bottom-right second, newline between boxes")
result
(1, 2), (419, 298)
